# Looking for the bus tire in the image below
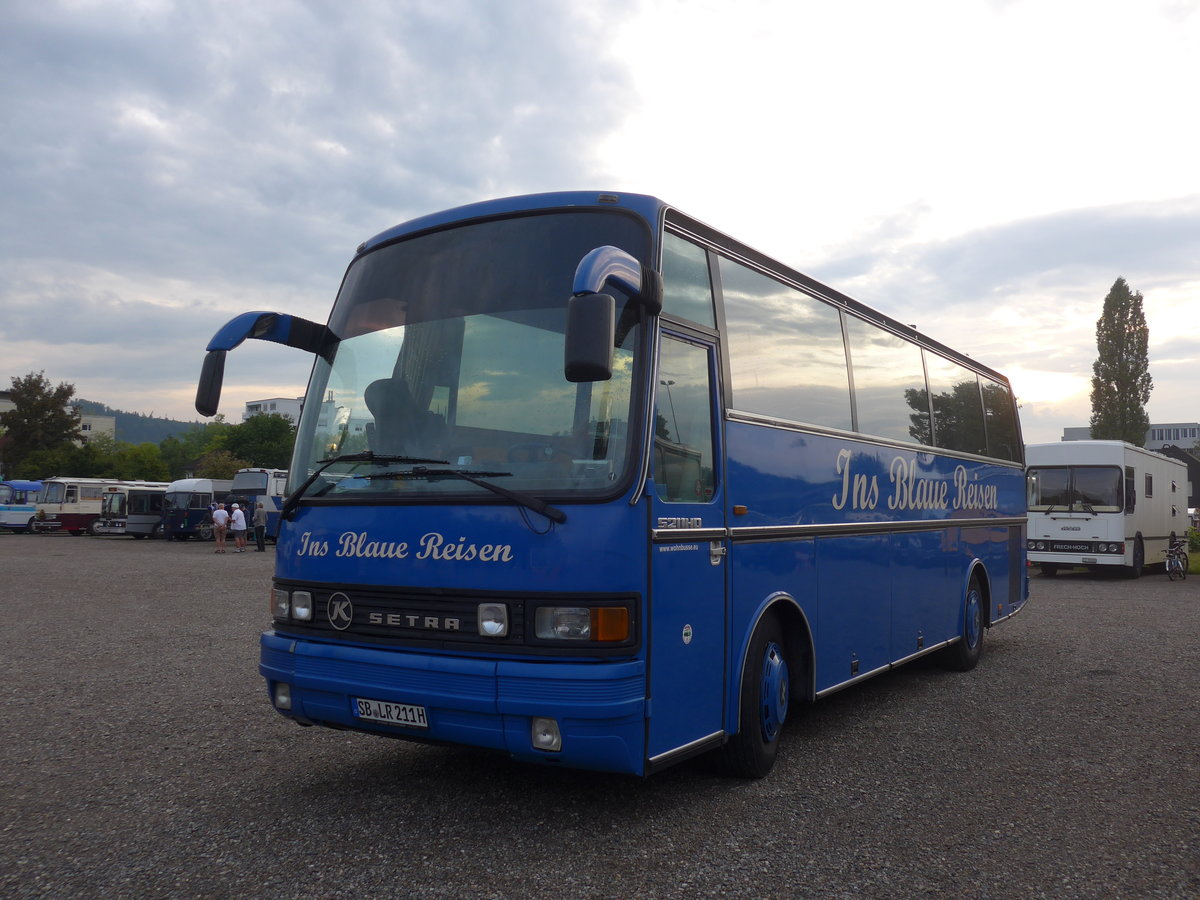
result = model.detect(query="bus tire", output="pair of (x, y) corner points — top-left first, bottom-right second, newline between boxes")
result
(720, 612), (789, 779)
(152, 523), (165, 539)
(197, 523), (214, 541)
(87, 519), (102, 536)
(941, 575), (984, 672)
(1126, 536), (1144, 579)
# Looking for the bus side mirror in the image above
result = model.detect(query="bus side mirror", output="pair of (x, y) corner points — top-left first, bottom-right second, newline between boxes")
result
(564, 292), (615, 382)
(196, 350), (227, 417)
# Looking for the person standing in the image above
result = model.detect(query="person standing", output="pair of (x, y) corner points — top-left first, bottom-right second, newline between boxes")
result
(252, 502), (269, 552)
(230, 503), (248, 553)
(211, 502), (230, 553)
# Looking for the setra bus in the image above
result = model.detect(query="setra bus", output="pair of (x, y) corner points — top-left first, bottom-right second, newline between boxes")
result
(94, 482), (171, 538)
(1026, 440), (1187, 577)
(0, 480), (42, 532)
(196, 191), (1028, 777)
(161, 477), (234, 540)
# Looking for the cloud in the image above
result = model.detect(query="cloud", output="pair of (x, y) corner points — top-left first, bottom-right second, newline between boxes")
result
(0, 0), (635, 419)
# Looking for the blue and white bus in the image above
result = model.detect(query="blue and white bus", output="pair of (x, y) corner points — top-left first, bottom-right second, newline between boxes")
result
(0, 480), (42, 532)
(229, 467), (288, 539)
(197, 191), (1027, 777)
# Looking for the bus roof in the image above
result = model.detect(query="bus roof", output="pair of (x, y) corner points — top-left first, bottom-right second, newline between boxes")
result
(354, 190), (1011, 387)
(2, 480), (42, 491)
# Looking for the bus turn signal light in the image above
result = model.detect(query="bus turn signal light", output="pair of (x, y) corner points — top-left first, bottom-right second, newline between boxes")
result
(591, 606), (629, 642)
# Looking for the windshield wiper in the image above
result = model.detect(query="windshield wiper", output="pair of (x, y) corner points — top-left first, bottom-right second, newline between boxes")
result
(279, 451), (449, 521)
(366, 466), (567, 524)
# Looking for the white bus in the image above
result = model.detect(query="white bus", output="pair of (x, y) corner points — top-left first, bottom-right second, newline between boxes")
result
(94, 483), (171, 538)
(1026, 441), (1188, 577)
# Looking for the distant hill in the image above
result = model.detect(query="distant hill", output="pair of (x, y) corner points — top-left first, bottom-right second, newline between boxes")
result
(75, 399), (207, 445)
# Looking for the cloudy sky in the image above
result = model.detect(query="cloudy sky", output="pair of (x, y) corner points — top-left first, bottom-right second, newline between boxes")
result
(2, 0), (1197, 445)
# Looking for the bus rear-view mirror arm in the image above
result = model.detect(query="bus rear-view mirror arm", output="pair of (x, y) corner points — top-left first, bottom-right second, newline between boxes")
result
(565, 246), (662, 383)
(195, 311), (336, 417)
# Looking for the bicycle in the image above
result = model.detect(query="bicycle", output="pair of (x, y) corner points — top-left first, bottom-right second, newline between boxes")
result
(1163, 539), (1189, 581)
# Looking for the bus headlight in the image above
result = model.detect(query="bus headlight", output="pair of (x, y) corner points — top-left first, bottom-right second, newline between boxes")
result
(272, 589), (290, 619)
(478, 602), (509, 637)
(290, 591), (314, 621)
(534, 605), (630, 642)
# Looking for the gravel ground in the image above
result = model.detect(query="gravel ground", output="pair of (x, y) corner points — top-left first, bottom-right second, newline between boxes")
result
(1, 534), (1197, 899)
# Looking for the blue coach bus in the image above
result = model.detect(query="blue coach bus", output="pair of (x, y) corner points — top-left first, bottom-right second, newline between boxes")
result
(196, 191), (1027, 777)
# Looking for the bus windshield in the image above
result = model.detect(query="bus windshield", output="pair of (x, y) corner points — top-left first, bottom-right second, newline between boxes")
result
(102, 493), (126, 517)
(1027, 465), (1123, 513)
(231, 472), (268, 493)
(289, 210), (648, 502)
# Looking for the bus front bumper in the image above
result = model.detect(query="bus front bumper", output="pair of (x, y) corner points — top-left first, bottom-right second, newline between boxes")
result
(260, 630), (647, 775)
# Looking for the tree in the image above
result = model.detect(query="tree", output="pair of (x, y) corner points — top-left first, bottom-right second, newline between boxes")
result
(0, 372), (82, 476)
(224, 413), (296, 468)
(1089, 278), (1152, 445)
(196, 449), (250, 479)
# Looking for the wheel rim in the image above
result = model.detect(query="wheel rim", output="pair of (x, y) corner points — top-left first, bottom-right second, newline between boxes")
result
(758, 641), (789, 742)
(965, 587), (983, 650)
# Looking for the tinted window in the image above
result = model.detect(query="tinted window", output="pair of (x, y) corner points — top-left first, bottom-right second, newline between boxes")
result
(982, 377), (1021, 462)
(925, 353), (986, 455)
(721, 258), (851, 430)
(661, 232), (715, 326)
(845, 315), (928, 444)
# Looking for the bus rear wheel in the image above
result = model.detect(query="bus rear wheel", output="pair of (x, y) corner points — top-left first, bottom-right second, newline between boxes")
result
(720, 612), (789, 779)
(940, 575), (984, 672)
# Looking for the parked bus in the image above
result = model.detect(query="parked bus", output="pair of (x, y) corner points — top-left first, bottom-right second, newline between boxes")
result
(1026, 441), (1187, 578)
(33, 477), (128, 534)
(0, 480), (42, 532)
(94, 483), (171, 538)
(196, 191), (1027, 777)
(162, 477), (233, 541)
(229, 467), (288, 539)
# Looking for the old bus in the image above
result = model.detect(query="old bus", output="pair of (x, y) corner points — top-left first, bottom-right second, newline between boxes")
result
(94, 482), (171, 538)
(0, 480), (42, 532)
(1026, 440), (1187, 577)
(196, 191), (1027, 777)
(161, 477), (234, 541)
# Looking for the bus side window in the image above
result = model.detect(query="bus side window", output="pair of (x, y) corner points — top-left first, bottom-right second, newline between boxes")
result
(655, 337), (715, 503)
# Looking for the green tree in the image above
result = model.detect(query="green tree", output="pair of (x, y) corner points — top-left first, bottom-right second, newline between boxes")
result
(196, 449), (250, 479)
(0, 371), (82, 475)
(1089, 277), (1152, 445)
(158, 417), (232, 479)
(224, 413), (296, 468)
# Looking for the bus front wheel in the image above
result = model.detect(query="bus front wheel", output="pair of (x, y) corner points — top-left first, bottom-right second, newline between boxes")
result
(720, 612), (789, 779)
(941, 575), (984, 672)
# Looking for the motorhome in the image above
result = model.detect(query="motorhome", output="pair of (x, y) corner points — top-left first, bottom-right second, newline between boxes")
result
(1026, 441), (1187, 577)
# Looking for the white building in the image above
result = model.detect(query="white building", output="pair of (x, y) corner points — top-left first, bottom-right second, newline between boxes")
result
(0, 390), (114, 444)
(243, 397), (303, 422)
(1062, 423), (1199, 451)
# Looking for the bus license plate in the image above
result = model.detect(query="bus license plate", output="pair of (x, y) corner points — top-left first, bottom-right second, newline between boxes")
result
(354, 698), (428, 729)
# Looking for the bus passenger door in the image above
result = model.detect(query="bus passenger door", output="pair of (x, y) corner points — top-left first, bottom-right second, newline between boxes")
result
(646, 334), (727, 768)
